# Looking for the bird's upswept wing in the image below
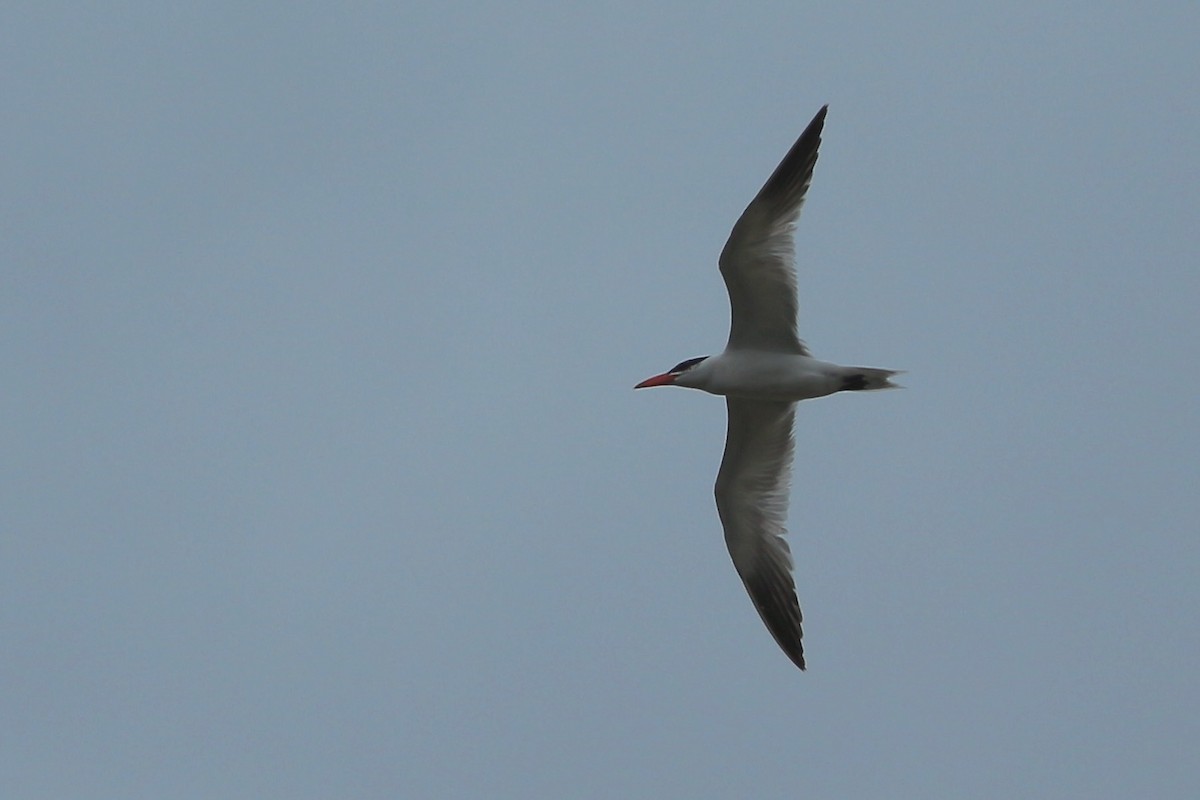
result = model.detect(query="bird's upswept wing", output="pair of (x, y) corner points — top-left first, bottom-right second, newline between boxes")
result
(715, 397), (805, 670)
(718, 105), (827, 355)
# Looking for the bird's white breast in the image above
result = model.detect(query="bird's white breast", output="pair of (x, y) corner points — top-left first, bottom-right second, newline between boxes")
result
(686, 351), (844, 401)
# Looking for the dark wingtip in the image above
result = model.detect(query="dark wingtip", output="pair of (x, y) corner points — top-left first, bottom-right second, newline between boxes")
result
(756, 105), (828, 206)
(797, 106), (827, 145)
(809, 104), (829, 131)
(779, 624), (806, 671)
(784, 643), (807, 671)
(744, 566), (806, 671)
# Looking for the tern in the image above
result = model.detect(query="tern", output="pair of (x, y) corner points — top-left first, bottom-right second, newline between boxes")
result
(635, 106), (899, 670)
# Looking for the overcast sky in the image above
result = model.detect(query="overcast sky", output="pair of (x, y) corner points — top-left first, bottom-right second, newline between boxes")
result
(4, 3), (1198, 798)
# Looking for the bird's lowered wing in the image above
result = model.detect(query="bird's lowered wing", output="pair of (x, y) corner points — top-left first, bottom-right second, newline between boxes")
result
(715, 397), (805, 670)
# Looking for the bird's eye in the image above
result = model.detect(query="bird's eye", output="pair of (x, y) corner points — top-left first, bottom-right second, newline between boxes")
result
(670, 356), (708, 373)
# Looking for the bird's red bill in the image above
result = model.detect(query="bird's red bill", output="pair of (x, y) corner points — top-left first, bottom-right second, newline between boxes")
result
(634, 372), (676, 389)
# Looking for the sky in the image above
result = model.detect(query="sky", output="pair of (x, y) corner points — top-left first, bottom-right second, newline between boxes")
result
(3, 3), (1198, 798)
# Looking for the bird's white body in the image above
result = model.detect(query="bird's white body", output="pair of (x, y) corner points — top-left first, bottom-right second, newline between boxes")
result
(675, 351), (854, 401)
(635, 106), (898, 671)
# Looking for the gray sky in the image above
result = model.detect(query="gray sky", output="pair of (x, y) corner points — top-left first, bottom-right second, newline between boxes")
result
(4, 3), (1198, 798)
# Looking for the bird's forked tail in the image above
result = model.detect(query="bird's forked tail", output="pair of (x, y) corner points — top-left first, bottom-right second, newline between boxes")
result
(839, 367), (903, 392)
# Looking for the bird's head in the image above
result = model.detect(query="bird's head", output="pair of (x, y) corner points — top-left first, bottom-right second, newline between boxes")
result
(635, 356), (709, 389)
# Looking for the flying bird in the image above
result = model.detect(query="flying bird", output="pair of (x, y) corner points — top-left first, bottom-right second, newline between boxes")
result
(635, 106), (899, 670)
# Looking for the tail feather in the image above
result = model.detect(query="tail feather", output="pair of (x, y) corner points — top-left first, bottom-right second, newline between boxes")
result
(840, 367), (903, 392)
